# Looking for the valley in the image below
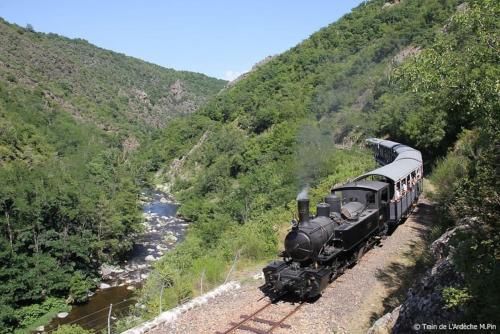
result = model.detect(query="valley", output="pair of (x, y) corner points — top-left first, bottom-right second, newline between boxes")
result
(0, 0), (498, 333)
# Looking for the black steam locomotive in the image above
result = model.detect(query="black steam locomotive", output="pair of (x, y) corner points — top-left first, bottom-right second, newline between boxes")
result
(262, 139), (423, 300)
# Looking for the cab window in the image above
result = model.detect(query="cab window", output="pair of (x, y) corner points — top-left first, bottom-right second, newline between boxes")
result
(366, 192), (375, 204)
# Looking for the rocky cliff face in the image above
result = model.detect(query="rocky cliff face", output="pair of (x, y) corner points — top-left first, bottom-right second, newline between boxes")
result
(368, 220), (475, 334)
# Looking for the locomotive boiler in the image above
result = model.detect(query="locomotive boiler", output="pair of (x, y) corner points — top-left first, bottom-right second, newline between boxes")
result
(261, 138), (424, 300)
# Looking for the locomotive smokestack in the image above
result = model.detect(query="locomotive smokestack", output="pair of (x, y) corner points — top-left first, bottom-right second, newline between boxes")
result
(297, 198), (310, 223)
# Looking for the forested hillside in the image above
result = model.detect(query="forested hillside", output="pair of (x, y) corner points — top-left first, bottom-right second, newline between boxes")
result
(392, 0), (499, 322)
(0, 20), (225, 332)
(139, 0), (498, 326)
(1, 0), (498, 331)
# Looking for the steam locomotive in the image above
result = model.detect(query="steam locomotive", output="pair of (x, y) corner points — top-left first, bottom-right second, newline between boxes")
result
(262, 139), (423, 300)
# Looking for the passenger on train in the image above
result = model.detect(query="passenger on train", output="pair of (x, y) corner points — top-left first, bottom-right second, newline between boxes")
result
(402, 181), (408, 194)
(393, 185), (401, 201)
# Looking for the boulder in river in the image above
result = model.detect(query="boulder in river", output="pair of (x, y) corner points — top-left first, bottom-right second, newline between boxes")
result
(57, 312), (69, 319)
(157, 244), (169, 251)
(127, 285), (136, 291)
(100, 263), (123, 278)
(165, 234), (178, 244)
(145, 255), (156, 262)
(100, 283), (111, 289)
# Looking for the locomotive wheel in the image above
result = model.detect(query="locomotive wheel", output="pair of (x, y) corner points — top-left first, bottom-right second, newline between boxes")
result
(356, 245), (367, 263)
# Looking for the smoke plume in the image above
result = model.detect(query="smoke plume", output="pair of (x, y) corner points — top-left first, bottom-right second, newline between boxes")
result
(296, 186), (309, 200)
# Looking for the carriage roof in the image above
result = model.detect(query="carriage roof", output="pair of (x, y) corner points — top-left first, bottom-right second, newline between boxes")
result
(357, 158), (421, 183)
(394, 149), (422, 162)
(366, 138), (401, 149)
(332, 180), (388, 192)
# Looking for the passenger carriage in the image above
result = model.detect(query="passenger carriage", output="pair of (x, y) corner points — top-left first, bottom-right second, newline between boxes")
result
(359, 138), (423, 225)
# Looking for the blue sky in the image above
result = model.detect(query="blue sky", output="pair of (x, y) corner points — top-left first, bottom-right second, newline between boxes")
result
(0, 1), (363, 80)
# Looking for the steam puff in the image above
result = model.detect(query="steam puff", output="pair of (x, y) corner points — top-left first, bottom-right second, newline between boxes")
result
(296, 186), (309, 200)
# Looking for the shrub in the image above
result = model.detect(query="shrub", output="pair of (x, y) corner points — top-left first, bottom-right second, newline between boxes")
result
(442, 287), (471, 309)
(52, 324), (93, 334)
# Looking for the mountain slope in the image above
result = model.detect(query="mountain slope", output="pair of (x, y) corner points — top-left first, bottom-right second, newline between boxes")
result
(0, 19), (225, 333)
(0, 18), (226, 130)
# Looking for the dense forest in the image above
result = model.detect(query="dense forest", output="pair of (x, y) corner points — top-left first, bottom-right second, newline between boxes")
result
(0, 19), (225, 332)
(137, 0), (498, 329)
(1, 0), (498, 332)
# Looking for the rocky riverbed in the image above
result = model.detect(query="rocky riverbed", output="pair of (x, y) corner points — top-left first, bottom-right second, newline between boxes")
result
(98, 190), (187, 287)
(46, 189), (188, 332)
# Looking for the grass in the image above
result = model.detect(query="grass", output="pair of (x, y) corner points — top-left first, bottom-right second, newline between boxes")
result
(15, 304), (71, 334)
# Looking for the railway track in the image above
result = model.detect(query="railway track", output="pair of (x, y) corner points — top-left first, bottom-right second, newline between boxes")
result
(216, 301), (304, 334)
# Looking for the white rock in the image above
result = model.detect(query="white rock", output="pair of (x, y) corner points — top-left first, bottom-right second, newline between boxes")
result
(145, 255), (156, 262)
(165, 234), (178, 244)
(253, 272), (264, 280)
(100, 283), (111, 289)
(127, 285), (136, 291)
(36, 325), (45, 332)
(147, 248), (155, 253)
(141, 273), (149, 280)
(100, 263), (121, 277)
(57, 312), (69, 319)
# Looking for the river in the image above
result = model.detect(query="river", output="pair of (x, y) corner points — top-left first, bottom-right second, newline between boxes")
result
(45, 189), (187, 333)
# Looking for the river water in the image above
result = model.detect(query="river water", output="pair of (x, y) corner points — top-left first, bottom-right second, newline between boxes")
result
(45, 190), (187, 332)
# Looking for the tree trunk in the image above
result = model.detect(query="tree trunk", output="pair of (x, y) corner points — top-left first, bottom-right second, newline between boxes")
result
(33, 228), (39, 253)
(5, 210), (13, 252)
